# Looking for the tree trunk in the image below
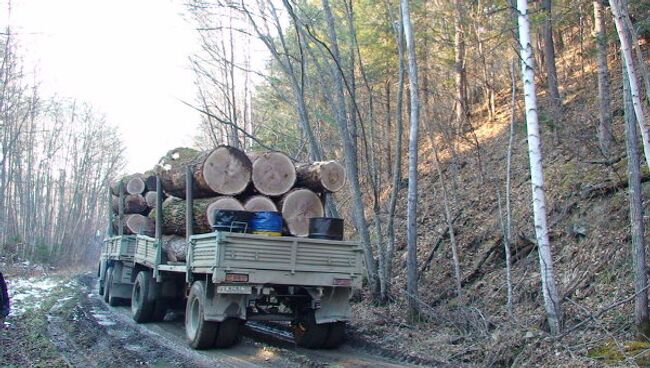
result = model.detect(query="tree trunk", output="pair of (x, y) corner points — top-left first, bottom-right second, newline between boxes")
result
(610, 0), (650, 169)
(623, 59), (650, 337)
(113, 214), (154, 236)
(517, 0), (563, 335)
(594, 0), (613, 157)
(251, 151), (296, 196)
(110, 173), (146, 196)
(542, 0), (562, 121)
(243, 195), (278, 212)
(149, 196), (242, 236)
(296, 161), (346, 193)
(401, 0), (421, 320)
(144, 191), (164, 209)
(112, 194), (148, 215)
(454, 0), (469, 131)
(162, 234), (187, 262)
(143, 170), (157, 192)
(159, 146), (252, 198)
(157, 147), (201, 171)
(280, 188), (324, 237)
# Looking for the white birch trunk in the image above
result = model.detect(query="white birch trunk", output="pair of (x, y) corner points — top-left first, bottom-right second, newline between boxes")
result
(610, 0), (650, 168)
(516, 0), (562, 335)
(401, 0), (421, 319)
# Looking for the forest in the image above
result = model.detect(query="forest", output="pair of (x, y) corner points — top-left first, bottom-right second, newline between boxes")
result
(2, 0), (650, 365)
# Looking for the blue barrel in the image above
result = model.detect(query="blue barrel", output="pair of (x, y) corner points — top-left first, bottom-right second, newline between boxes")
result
(249, 211), (283, 233)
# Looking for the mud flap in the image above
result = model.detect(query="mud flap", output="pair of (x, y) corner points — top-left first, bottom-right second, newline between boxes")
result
(202, 283), (247, 322)
(313, 287), (352, 324)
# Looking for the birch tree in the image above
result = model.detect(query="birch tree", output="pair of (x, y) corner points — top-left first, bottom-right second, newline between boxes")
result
(610, 0), (650, 168)
(401, 0), (421, 319)
(623, 60), (650, 338)
(593, 0), (613, 157)
(516, 0), (562, 335)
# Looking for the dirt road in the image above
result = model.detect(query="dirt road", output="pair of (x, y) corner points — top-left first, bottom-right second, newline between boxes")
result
(3, 273), (429, 367)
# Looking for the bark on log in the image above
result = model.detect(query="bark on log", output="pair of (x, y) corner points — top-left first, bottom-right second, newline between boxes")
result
(111, 194), (149, 215)
(159, 146), (252, 198)
(280, 189), (324, 237)
(144, 170), (158, 192)
(156, 147), (201, 173)
(162, 235), (187, 262)
(251, 151), (296, 196)
(296, 161), (346, 193)
(149, 196), (244, 236)
(243, 195), (278, 212)
(113, 214), (154, 236)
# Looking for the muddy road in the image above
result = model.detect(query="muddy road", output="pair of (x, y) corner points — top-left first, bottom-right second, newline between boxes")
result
(34, 273), (430, 367)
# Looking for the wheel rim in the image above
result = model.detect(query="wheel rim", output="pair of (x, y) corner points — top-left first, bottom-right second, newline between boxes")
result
(188, 297), (200, 338)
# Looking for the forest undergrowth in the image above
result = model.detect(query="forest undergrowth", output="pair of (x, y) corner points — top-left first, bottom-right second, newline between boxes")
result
(348, 27), (650, 367)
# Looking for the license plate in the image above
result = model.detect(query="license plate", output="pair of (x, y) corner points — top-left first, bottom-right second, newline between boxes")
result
(216, 285), (252, 294)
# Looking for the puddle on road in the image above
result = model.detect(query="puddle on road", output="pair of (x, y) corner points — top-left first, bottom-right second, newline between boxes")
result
(91, 308), (116, 327)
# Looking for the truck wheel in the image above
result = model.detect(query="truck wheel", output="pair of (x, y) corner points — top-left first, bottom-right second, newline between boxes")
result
(185, 281), (218, 349)
(103, 267), (112, 303)
(323, 321), (346, 349)
(292, 310), (328, 348)
(213, 318), (242, 348)
(107, 268), (121, 307)
(132, 271), (155, 323)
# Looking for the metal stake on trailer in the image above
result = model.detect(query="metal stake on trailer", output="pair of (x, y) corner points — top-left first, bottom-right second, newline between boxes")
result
(118, 181), (125, 237)
(107, 185), (114, 237)
(185, 166), (194, 283)
(155, 176), (163, 281)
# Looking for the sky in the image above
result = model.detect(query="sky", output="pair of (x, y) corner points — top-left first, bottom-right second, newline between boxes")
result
(5, 0), (203, 173)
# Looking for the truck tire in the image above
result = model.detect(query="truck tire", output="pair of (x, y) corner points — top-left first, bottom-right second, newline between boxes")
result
(98, 264), (105, 296)
(213, 318), (242, 348)
(103, 267), (112, 303)
(185, 281), (218, 349)
(292, 310), (328, 348)
(132, 271), (155, 323)
(323, 321), (346, 349)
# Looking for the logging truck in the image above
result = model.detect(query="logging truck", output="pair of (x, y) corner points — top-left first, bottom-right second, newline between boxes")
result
(97, 168), (363, 350)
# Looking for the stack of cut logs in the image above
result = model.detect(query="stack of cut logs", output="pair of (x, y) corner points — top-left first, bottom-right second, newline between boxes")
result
(110, 146), (346, 261)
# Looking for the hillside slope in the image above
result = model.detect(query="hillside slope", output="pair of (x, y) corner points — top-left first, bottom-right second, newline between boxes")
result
(350, 25), (650, 367)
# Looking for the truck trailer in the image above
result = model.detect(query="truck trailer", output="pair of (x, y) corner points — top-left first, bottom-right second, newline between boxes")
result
(98, 173), (363, 349)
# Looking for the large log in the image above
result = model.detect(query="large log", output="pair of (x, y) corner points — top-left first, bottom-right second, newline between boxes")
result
(143, 170), (157, 192)
(206, 196), (245, 228)
(280, 189), (324, 237)
(296, 161), (346, 193)
(113, 214), (154, 236)
(144, 191), (166, 209)
(149, 196), (244, 236)
(111, 194), (148, 215)
(156, 147), (201, 172)
(159, 146), (252, 198)
(251, 151), (296, 196)
(125, 173), (146, 195)
(243, 195), (278, 212)
(162, 235), (187, 262)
